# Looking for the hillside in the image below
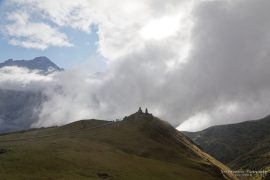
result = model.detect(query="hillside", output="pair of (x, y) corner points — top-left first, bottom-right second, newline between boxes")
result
(0, 89), (42, 133)
(0, 110), (236, 179)
(184, 115), (270, 175)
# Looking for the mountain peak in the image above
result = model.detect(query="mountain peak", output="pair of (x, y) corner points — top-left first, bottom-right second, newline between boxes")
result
(33, 56), (51, 61)
(6, 58), (13, 62)
(0, 56), (63, 74)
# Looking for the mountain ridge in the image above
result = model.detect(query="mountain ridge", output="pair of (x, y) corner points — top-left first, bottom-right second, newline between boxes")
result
(0, 56), (63, 74)
(183, 115), (270, 178)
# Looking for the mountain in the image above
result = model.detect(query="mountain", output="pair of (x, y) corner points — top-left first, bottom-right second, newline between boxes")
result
(0, 110), (237, 180)
(183, 115), (270, 176)
(0, 89), (42, 133)
(0, 56), (63, 74)
(0, 56), (61, 133)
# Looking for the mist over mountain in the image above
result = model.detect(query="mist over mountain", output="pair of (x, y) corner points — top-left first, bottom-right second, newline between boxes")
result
(0, 56), (60, 133)
(1, 0), (270, 133)
(2, 0), (270, 132)
(0, 89), (42, 133)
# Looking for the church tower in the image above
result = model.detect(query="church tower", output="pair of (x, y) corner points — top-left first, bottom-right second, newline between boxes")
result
(138, 107), (143, 113)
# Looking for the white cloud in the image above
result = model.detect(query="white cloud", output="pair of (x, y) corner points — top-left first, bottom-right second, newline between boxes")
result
(3, 10), (73, 50)
(31, 69), (102, 127)
(9, 0), (94, 32)
(0, 66), (53, 91)
(4, 0), (192, 59)
(177, 112), (211, 132)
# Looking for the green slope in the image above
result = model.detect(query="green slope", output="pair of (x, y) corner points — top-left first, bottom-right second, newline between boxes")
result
(184, 115), (270, 179)
(0, 111), (236, 179)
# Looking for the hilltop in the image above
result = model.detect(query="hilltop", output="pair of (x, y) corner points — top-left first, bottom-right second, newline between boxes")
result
(0, 108), (236, 179)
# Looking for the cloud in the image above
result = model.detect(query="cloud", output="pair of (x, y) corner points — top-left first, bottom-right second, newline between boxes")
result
(2, 0), (270, 132)
(9, 0), (94, 32)
(174, 0), (270, 131)
(31, 70), (98, 127)
(3, 0), (191, 56)
(0, 66), (54, 91)
(3, 10), (73, 49)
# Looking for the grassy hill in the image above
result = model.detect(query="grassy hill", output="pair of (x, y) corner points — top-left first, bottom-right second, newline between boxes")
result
(184, 115), (270, 179)
(0, 110), (236, 179)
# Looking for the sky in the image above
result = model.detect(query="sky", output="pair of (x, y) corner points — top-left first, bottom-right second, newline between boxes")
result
(0, 1), (100, 69)
(1, 0), (270, 132)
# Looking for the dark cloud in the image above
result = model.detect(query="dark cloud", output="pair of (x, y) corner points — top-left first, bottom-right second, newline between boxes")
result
(90, 0), (270, 131)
